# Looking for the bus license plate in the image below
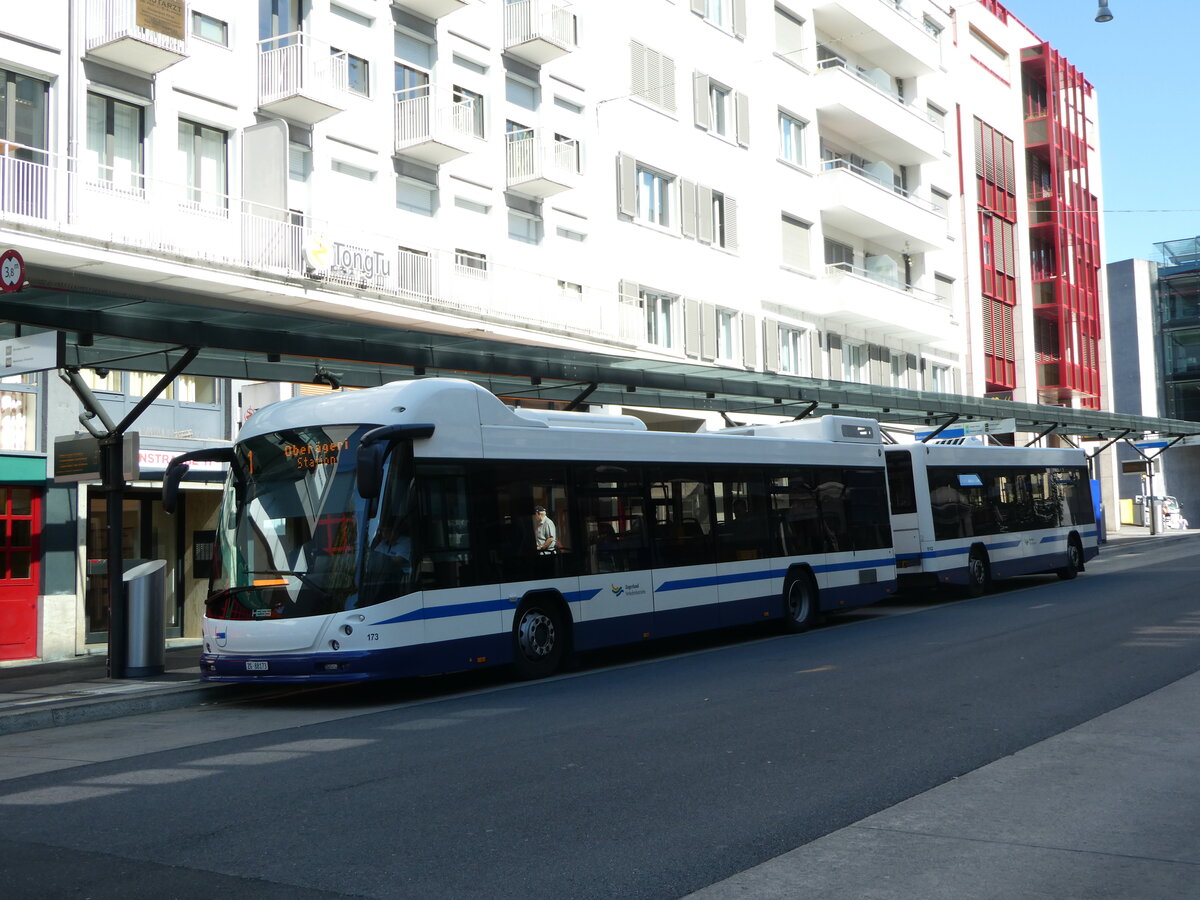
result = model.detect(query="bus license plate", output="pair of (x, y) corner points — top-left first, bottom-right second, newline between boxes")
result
(245, 660), (269, 671)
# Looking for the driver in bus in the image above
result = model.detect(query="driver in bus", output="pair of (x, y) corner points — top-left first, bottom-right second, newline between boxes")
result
(534, 506), (557, 555)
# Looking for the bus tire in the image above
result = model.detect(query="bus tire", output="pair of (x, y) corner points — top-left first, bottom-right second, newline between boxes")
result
(965, 547), (990, 597)
(1057, 535), (1083, 580)
(782, 570), (820, 633)
(512, 597), (566, 680)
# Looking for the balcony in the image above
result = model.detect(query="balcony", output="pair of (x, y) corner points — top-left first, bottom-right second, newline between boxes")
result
(504, 0), (578, 66)
(821, 263), (955, 342)
(506, 129), (580, 198)
(811, 0), (941, 75)
(394, 87), (481, 165)
(397, 0), (471, 18)
(0, 144), (54, 221)
(817, 158), (945, 253)
(815, 59), (944, 164)
(257, 33), (349, 125)
(85, 0), (187, 75)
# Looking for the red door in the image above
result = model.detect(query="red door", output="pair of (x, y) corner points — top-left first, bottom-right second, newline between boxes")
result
(0, 487), (40, 661)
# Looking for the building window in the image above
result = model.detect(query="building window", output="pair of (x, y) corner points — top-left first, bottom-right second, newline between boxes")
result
(558, 280), (583, 301)
(711, 191), (736, 250)
(506, 76), (538, 110)
(508, 210), (542, 244)
(923, 16), (944, 38)
(178, 120), (228, 212)
(929, 363), (951, 392)
(127, 372), (216, 404)
(453, 86), (485, 138)
(781, 215), (810, 271)
(642, 289), (678, 348)
(709, 82), (731, 137)
(396, 178), (436, 215)
(557, 226), (586, 242)
(455, 248), (488, 279)
(630, 41), (677, 114)
(889, 352), (906, 388)
(395, 64), (430, 96)
(85, 93), (144, 192)
(825, 238), (854, 271)
(636, 165), (672, 228)
(716, 309), (737, 360)
(775, 7), (805, 63)
(192, 11), (229, 45)
(0, 68), (49, 169)
(554, 134), (582, 175)
(927, 102), (947, 132)
(843, 341), (868, 383)
(332, 160), (375, 181)
(333, 49), (370, 96)
(779, 326), (809, 375)
(778, 111), (806, 166)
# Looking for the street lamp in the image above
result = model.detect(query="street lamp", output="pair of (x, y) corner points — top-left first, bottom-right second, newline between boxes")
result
(1095, 1), (1113, 23)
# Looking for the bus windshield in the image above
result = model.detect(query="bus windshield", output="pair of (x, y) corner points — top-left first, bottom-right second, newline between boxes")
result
(212, 424), (375, 618)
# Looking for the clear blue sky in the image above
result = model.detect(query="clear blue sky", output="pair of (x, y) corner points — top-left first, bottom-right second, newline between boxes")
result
(1001, 0), (1200, 262)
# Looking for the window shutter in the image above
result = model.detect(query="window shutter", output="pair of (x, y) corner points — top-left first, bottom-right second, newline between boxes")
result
(733, 0), (747, 38)
(724, 196), (738, 252)
(742, 313), (757, 369)
(685, 298), (701, 358)
(735, 92), (750, 147)
(619, 279), (639, 304)
(1003, 220), (1016, 275)
(697, 185), (714, 244)
(973, 118), (984, 177)
(810, 330), (823, 378)
(630, 41), (647, 103)
(827, 331), (843, 377)
(763, 320), (780, 373)
(693, 72), (711, 130)
(906, 353), (919, 390)
(617, 153), (636, 217)
(702, 303), (717, 361)
(659, 51), (678, 114)
(680, 179), (697, 239)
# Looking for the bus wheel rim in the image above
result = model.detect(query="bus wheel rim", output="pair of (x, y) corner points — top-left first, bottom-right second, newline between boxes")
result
(788, 581), (809, 622)
(519, 610), (555, 659)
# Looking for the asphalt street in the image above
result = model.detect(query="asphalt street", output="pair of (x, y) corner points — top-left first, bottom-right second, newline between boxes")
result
(0, 534), (1197, 898)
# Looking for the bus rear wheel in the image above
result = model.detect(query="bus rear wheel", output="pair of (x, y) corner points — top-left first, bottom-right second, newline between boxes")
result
(1057, 536), (1083, 580)
(782, 571), (820, 633)
(512, 599), (565, 680)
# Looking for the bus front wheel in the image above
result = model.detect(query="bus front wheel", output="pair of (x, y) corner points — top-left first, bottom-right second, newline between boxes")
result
(782, 571), (820, 633)
(965, 547), (990, 597)
(512, 599), (565, 679)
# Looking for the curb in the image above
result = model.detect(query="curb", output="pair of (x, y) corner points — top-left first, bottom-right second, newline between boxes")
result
(0, 682), (229, 737)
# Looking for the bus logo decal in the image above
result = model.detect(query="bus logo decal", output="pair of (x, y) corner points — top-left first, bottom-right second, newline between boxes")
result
(611, 584), (624, 597)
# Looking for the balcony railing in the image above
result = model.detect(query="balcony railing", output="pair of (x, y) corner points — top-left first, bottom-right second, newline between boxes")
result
(0, 149), (632, 345)
(506, 129), (580, 197)
(816, 58), (943, 129)
(504, 0), (578, 65)
(821, 158), (941, 215)
(85, 0), (187, 74)
(825, 262), (945, 306)
(257, 32), (349, 124)
(393, 86), (479, 163)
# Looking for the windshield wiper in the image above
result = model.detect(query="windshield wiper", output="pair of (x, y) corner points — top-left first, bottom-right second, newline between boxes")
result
(248, 569), (336, 600)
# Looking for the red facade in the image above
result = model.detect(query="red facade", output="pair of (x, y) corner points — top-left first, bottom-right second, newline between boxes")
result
(1022, 43), (1103, 410)
(975, 118), (1018, 393)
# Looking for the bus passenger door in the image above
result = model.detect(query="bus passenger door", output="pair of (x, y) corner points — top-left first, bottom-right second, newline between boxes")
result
(648, 471), (718, 637)
(885, 450), (922, 577)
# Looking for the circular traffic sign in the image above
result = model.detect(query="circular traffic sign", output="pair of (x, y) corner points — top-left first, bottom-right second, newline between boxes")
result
(0, 249), (25, 293)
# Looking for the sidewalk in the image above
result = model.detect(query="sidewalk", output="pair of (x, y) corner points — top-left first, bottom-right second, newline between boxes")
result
(0, 644), (224, 736)
(688, 670), (1200, 899)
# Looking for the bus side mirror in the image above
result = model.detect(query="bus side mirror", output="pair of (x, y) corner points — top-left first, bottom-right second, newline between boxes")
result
(163, 447), (236, 515)
(356, 423), (436, 501)
(357, 442), (386, 500)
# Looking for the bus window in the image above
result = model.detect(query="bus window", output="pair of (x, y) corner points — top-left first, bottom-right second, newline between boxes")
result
(715, 477), (769, 561)
(471, 463), (574, 583)
(843, 467), (892, 550)
(414, 465), (473, 589)
(885, 450), (917, 515)
(578, 465), (648, 574)
(648, 468), (714, 567)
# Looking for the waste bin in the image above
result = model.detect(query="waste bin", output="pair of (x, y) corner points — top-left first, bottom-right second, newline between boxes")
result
(124, 559), (166, 676)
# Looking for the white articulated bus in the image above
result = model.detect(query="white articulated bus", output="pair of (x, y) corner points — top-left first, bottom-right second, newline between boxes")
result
(882, 441), (1099, 594)
(164, 378), (897, 682)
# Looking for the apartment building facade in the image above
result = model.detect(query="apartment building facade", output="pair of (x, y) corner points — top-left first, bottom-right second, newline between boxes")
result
(0, 0), (1109, 661)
